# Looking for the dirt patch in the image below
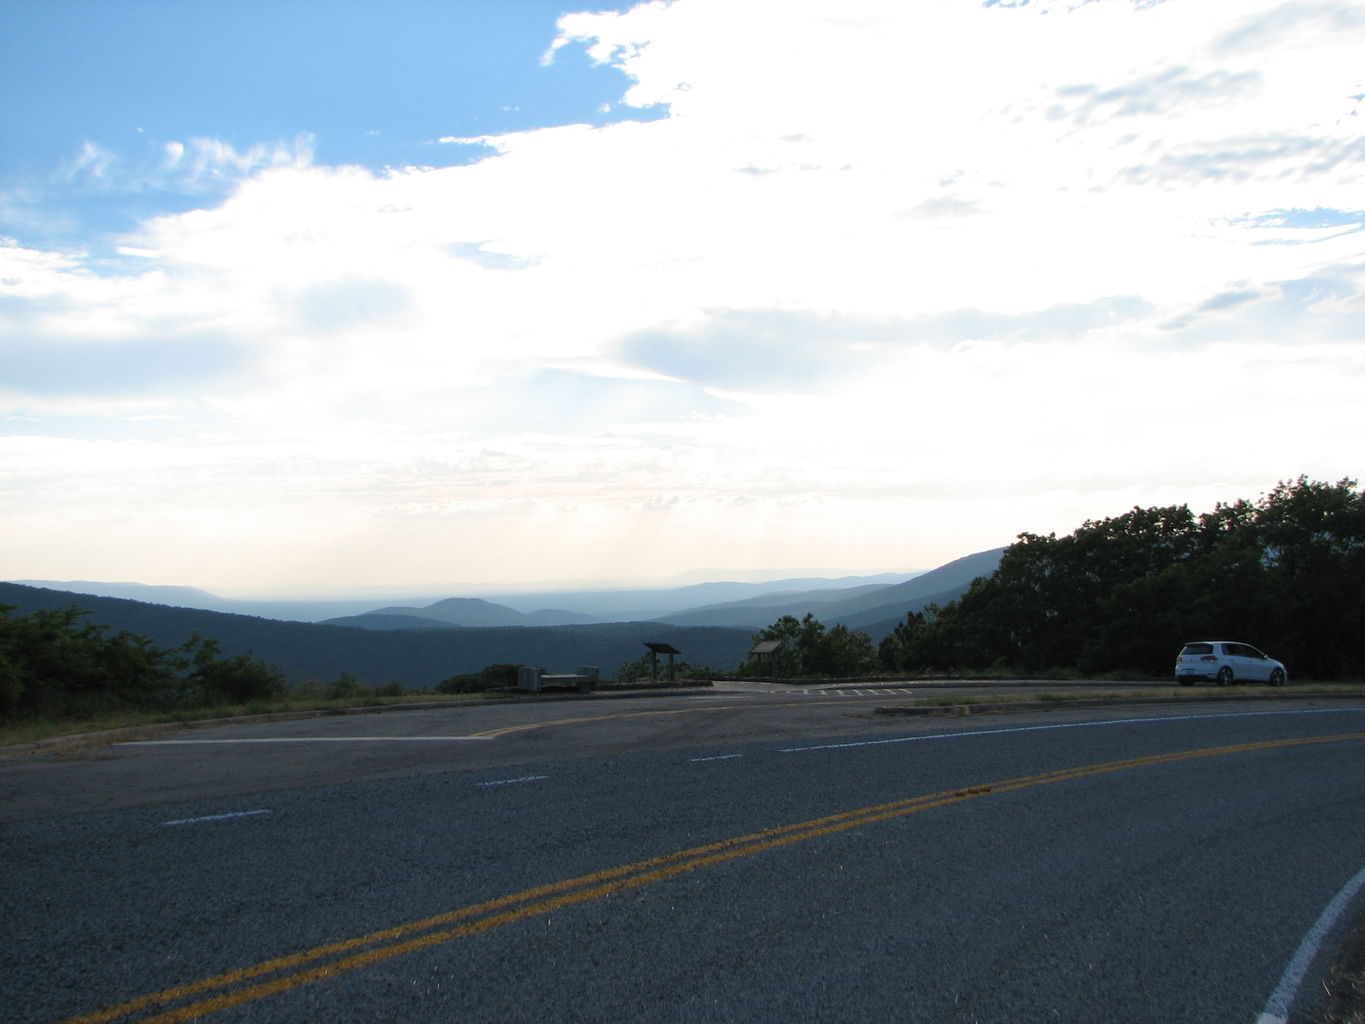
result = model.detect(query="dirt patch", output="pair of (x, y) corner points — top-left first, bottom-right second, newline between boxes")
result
(1320, 914), (1365, 1024)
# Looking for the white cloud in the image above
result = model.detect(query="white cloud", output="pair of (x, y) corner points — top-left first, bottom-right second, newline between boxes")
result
(3, 0), (1363, 588)
(54, 134), (316, 197)
(64, 141), (118, 184)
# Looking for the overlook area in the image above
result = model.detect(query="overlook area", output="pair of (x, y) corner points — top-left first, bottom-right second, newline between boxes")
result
(4, 477), (1361, 737)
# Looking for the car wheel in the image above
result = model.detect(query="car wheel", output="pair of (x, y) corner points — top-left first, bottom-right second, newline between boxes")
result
(1269, 667), (1285, 687)
(1217, 666), (1234, 686)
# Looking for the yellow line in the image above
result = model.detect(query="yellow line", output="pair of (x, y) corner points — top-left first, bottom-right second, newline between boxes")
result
(58, 731), (1365, 1024)
(469, 699), (837, 738)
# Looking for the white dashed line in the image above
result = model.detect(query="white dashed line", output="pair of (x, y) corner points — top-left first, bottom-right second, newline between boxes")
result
(477, 775), (549, 787)
(163, 809), (272, 827)
(690, 754), (744, 763)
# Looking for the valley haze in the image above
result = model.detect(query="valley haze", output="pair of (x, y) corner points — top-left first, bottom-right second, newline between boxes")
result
(1, 549), (1002, 685)
(9, 566), (947, 625)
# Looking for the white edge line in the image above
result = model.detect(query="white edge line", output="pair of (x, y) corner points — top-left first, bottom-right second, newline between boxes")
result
(476, 775), (549, 787)
(778, 707), (1365, 754)
(125, 736), (496, 745)
(163, 809), (272, 827)
(1255, 861), (1365, 1024)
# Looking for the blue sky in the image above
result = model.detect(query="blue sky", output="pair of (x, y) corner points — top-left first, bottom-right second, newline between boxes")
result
(2, 0), (1363, 594)
(2, 0), (651, 246)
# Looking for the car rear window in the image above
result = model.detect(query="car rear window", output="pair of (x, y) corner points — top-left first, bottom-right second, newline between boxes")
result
(1180, 643), (1213, 655)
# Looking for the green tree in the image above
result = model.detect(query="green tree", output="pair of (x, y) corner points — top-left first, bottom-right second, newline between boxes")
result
(743, 614), (877, 678)
(892, 479), (1365, 679)
(176, 631), (287, 705)
(812, 622), (879, 677)
(437, 663), (522, 694)
(614, 653), (709, 683)
(0, 605), (180, 720)
(879, 611), (926, 671)
(1251, 477), (1365, 677)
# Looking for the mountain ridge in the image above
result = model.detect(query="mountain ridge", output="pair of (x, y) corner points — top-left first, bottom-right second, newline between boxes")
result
(653, 548), (1005, 636)
(10, 571), (924, 625)
(0, 582), (753, 685)
(0, 550), (1002, 680)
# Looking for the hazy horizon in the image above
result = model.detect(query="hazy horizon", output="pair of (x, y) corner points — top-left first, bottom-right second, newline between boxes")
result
(10, 564), (930, 602)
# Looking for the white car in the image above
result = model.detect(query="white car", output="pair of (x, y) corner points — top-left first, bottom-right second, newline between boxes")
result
(1174, 641), (1287, 687)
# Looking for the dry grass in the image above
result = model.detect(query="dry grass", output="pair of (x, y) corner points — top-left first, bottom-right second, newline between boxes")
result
(0, 692), (494, 752)
(1322, 918), (1365, 1024)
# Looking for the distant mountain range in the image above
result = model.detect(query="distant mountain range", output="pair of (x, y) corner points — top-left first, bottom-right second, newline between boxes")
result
(2, 549), (1004, 684)
(312, 555), (1004, 634)
(326, 597), (601, 630)
(650, 549), (1005, 633)
(9, 571), (923, 624)
(0, 582), (754, 687)
(5, 581), (456, 624)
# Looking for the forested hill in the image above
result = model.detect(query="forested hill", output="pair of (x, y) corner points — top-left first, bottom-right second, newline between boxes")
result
(879, 477), (1365, 680)
(653, 548), (1004, 632)
(0, 583), (752, 688)
(8, 477), (1360, 688)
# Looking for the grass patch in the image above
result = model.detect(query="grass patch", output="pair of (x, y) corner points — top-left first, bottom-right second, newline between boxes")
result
(0, 691), (497, 750)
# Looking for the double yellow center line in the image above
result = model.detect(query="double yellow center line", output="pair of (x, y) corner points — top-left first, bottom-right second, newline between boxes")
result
(60, 731), (1365, 1024)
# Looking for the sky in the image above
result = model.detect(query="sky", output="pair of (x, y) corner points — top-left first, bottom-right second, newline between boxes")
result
(2, 0), (1363, 595)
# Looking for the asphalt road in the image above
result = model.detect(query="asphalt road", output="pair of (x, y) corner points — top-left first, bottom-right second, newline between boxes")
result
(4, 687), (1365, 1023)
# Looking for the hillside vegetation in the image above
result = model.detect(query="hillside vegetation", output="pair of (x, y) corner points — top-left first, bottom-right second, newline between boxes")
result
(0, 581), (753, 722)
(0, 608), (288, 722)
(4, 477), (1360, 725)
(877, 477), (1364, 679)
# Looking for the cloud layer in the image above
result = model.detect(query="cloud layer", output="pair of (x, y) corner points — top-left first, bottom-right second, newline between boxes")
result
(2, 0), (1363, 589)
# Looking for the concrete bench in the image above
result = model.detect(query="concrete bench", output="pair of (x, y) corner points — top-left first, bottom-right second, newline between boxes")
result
(517, 666), (599, 694)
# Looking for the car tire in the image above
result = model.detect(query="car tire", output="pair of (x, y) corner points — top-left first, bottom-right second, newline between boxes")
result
(1216, 666), (1234, 686)
(1269, 667), (1285, 687)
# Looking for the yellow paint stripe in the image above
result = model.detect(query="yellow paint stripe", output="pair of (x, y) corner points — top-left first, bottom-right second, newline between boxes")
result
(469, 699), (837, 738)
(59, 731), (1365, 1024)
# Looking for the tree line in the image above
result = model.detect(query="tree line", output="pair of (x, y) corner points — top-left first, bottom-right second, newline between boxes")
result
(7, 478), (1359, 721)
(739, 613), (880, 678)
(0, 606), (289, 722)
(745, 478), (1365, 681)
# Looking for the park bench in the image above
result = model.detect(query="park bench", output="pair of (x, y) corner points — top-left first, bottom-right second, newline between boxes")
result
(516, 666), (599, 694)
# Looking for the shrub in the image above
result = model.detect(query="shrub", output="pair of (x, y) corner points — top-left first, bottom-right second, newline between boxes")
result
(326, 672), (365, 699)
(295, 679), (326, 700)
(614, 653), (710, 683)
(437, 662), (521, 694)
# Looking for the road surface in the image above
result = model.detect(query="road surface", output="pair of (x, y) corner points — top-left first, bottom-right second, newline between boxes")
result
(3, 686), (1363, 1023)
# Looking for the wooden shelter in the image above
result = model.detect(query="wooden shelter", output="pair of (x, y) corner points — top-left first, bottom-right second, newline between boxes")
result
(643, 641), (682, 682)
